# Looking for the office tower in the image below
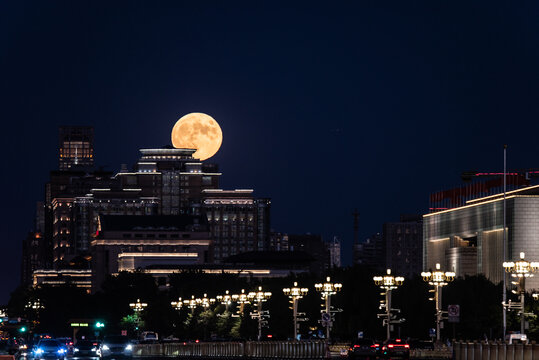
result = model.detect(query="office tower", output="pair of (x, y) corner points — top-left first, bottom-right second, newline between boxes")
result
(383, 214), (423, 278)
(353, 233), (385, 272)
(202, 189), (271, 262)
(58, 126), (94, 171)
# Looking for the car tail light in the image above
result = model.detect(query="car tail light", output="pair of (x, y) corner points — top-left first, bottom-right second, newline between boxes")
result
(353, 345), (360, 348)
(405, 344), (410, 349)
(371, 344), (379, 348)
(388, 344), (394, 348)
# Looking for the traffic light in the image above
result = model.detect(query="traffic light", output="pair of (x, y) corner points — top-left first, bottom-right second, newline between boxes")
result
(95, 321), (105, 328)
(19, 327), (27, 333)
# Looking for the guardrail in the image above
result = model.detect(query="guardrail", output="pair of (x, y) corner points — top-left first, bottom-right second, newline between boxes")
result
(454, 341), (539, 360)
(134, 341), (328, 358)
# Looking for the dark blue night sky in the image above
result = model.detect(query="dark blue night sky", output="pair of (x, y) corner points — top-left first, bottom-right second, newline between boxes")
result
(2, 1), (539, 303)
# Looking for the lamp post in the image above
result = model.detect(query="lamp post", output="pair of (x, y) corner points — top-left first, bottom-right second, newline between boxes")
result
(171, 297), (183, 311)
(248, 286), (272, 341)
(232, 289), (250, 315)
(373, 269), (405, 341)
(217, 290), (233, 309)
(421, 264), (455, 342)
(200, 293), (216, 309)
(183, 295), (198, 313)
(314, 276), (342, 341)
(283, 282), (309, 340)
(129, 299), (147, 335)
(503, 252), (539, 336)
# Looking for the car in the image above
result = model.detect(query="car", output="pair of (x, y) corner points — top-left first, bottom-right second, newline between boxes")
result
(139, 332), (158, 343)
(348, 338), (381, 359)
(99, 336), (133, 359)
(72, 340), (100, 358)
(32, 339), (68, 360)
(55, 338), (74, 355)
(381, 339), (410, 359)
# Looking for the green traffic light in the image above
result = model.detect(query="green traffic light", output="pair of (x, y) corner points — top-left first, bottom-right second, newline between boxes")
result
(95, 322), (105, 328)
(19, 327), (26, 333)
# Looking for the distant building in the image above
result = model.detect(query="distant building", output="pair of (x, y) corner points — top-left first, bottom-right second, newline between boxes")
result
(201, 189), (271, 262)
(327, 236), (341, 268)
(383, 214), (423, 278)
(288, 234), (328, 275)
(24, 126), (275, 289)
(58, 126), (94, 171)
(21, 232), (49, 286)
(268, 232), (289, 251)
(353, 233), (385, 272)
(423, 184), (539, 289)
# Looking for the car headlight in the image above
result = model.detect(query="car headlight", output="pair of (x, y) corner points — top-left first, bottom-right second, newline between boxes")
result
(91, 347), (97, 352)
(125, 344), (133, 351)
(34, 348), (44, 355)
(101, 345), (109, 351)
(58, 348), (66, 354)
(74, 348), (79, 352)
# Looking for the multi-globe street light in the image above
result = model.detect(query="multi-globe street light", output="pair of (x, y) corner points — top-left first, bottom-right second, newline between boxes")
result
(232, 289), (250, 315)
(248, 286), (272, 341)
(171, 297), (183, 311)
(373, 269), (405, 341)
(503, 252), (539, 337)
(314, 276), (342, 341)
(283, 282), (309, 340)
(129, 299), (148, 335)
(421, 263), (455, 342)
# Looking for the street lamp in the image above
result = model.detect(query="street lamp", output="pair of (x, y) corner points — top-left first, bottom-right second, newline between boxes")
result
(314, 276), (342, 341)
(232, 289), (250, 315)
(129, 299), (148, 312)
(283, 282), (309, 340)
(183, 295), (198, 312)
(129, 299), (147, 335)
(503, 252), (539, 337)
(421, 264), (455, 342)
(248, 286), (272, 341)
(171, 297), (183, 311)
(373, 269), (405, 341)
(200, 294), (216, 309)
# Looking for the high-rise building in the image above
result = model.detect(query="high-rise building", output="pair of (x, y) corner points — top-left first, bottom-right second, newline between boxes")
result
(383, 214), (423, 278)
(58, 126), (94, 171)
(201, 189), (271, 262)
(353, 233), (385, 272)
(116, 147), (221, 215)
(25, 126), (274, 289)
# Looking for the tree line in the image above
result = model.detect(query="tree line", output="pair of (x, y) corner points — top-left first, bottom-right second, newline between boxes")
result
(6, 266), (533, 342)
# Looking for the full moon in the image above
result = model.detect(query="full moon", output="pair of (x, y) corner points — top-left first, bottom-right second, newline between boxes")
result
(171, 113), (223, 161)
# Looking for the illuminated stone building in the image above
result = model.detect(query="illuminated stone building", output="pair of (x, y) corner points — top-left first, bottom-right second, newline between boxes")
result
(201, 189), (271, 262)
(91, 214), (212, 292)
(25, 126), (274, 289)
(423, 184), (539, 289)
(116, 147), (221, 215)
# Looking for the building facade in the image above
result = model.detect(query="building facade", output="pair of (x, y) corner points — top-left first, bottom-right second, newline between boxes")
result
(91, 215), (212, 292)
(201, 189), (271, 262)
(383, 214), (423, 278)
(423, 185), (539, 289)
